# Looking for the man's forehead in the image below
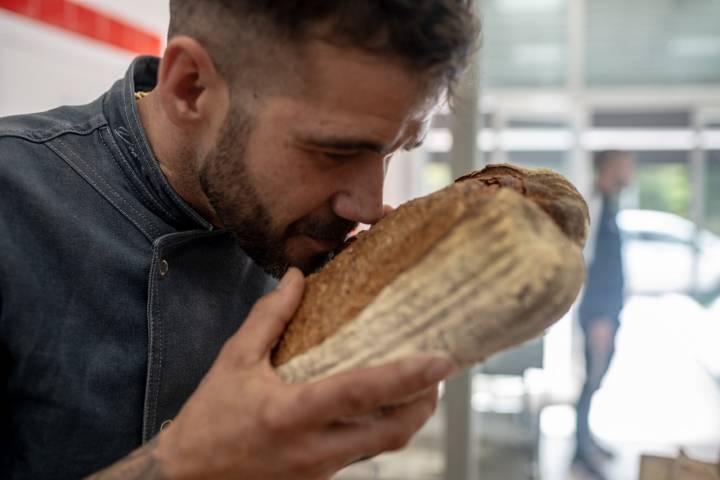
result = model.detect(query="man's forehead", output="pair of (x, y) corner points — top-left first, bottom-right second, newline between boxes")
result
(249, 38), (444, 152)
(299, 41), (440, 103)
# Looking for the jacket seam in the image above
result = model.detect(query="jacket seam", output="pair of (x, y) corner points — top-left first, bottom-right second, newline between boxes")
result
(143, 247), (163, 441)
(0, 120), (106, 144)
(46, 137), (162, 242)
(140, 229), (224, 441)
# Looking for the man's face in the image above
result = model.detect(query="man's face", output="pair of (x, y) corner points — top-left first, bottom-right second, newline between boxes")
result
(613, 153), (635, 189)
(199, 41), (438, 278)
(606, 153), (635, 194)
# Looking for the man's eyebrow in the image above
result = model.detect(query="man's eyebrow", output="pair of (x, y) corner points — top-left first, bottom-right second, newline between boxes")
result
(296, 135), (388, 155)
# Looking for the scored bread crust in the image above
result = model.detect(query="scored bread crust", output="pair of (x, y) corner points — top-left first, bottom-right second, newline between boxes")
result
(271, 163), (588, 371)
(456, 164), (589, 247)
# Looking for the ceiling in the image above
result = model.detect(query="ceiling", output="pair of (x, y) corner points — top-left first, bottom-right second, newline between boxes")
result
(481, 0), (720, 88)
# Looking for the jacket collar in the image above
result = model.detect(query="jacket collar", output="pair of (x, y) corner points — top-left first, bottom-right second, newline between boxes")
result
(104, 56), (214, 232)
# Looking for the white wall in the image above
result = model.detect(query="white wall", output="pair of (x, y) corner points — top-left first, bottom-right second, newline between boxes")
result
(0, 1), (169, 117)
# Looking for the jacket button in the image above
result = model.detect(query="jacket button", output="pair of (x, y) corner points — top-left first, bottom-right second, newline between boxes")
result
(160, 419), (173, 431)
(159, 259), (169, 276)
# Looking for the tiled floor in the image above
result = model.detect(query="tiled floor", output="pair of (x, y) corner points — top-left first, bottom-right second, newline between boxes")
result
(335, 294), (720, 479)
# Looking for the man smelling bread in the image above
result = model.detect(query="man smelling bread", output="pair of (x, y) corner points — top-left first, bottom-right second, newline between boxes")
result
(0, 1), (479, 478)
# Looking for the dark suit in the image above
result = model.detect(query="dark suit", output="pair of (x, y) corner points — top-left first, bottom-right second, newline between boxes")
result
(576, 195), (624, 453)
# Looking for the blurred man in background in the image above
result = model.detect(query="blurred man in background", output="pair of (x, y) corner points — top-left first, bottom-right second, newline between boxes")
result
(574, 150), (635, 479)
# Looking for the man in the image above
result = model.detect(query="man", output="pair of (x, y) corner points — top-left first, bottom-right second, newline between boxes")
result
(574, 150), (635, 479)
(0, 1), (479, 478)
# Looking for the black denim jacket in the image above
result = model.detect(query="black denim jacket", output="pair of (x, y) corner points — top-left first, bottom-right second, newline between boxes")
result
(0, 57), (275, 479)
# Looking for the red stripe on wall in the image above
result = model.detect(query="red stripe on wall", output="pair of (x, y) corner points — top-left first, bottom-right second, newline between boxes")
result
(0, 0), (161, 55)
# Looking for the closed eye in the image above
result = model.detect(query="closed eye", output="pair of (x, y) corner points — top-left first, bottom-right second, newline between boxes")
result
(321, 149), (361, 162)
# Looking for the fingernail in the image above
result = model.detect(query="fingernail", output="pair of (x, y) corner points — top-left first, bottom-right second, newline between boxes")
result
(277, 268), (295, 290)
(425, 358), (455, 383)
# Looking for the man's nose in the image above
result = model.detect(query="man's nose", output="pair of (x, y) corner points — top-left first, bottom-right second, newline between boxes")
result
(330, 156), (386, 225)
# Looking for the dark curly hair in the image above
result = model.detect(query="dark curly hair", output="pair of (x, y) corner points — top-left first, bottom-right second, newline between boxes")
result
(169, 0), (480, 95)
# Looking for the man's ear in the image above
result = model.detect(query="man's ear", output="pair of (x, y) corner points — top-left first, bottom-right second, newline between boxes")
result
(157, 36), (229, 128)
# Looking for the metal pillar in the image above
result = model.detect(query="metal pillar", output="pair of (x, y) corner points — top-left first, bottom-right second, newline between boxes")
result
(444, 22), (482, 480)
(444, 372), (480, 480)
(567, 0), (591, 194)
(690, 110), (707, 293)
(491, 110), (507, 166)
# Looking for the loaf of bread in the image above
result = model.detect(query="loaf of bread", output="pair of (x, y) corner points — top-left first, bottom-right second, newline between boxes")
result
(272, 163), (589, 383)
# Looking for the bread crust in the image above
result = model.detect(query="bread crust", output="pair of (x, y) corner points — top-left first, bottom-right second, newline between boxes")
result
(456, 164), (589, 247)
(271, 164), (588, 369)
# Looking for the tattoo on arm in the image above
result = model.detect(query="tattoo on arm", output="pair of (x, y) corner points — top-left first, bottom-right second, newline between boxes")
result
(85, 437), (166, 480)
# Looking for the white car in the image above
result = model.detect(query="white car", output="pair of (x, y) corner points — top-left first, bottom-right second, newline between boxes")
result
(617, 209), (720, 296)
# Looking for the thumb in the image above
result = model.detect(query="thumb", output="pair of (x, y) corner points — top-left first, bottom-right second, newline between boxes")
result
(227, 267), (305, 365)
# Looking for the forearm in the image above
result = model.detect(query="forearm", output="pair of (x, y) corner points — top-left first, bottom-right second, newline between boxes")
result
(85, 437), (167, 480)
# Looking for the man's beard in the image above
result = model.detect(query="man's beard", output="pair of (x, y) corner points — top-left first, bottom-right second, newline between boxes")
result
(198, 109), (356, 278)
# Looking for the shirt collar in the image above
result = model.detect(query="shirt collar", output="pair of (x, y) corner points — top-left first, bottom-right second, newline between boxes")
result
(103, 56), (214, 232)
